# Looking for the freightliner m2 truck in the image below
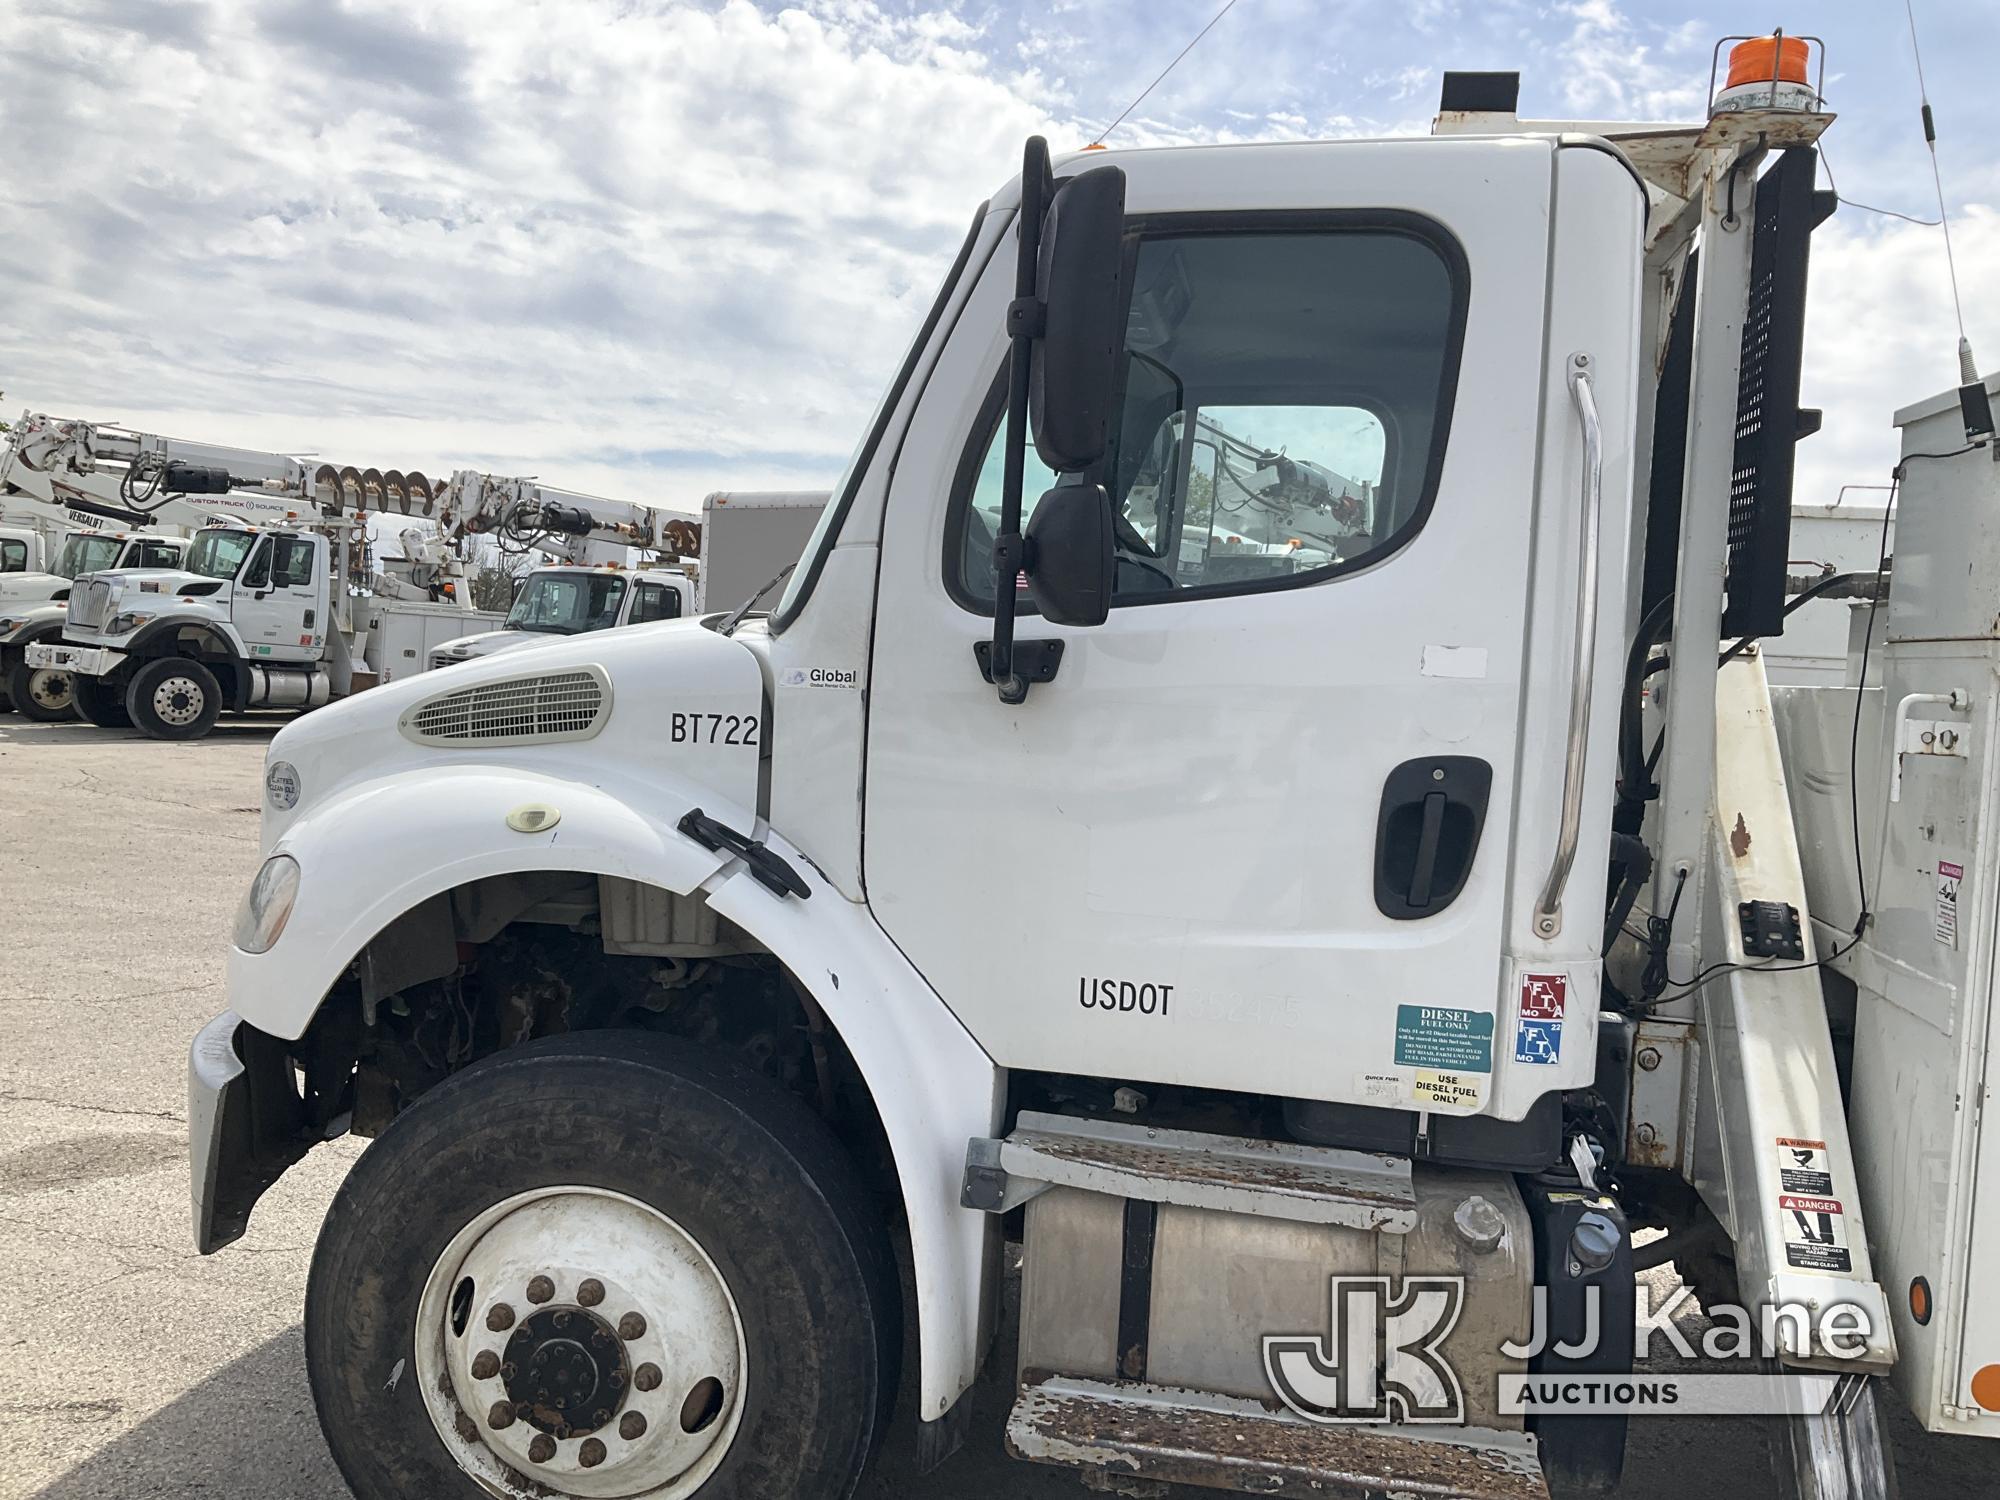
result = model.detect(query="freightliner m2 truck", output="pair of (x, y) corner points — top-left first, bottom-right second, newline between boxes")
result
(189, 38), (2000, 1500)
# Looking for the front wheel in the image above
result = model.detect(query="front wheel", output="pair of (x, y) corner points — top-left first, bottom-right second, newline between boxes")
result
(71, 672), (132, 728)
(9, 658), (78, 721)
(126, 656), (222, 739)
(305, 1033), (901, 1500)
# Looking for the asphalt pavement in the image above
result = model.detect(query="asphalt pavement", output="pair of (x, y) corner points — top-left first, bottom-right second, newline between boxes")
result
(0, 716), (1989, 1499)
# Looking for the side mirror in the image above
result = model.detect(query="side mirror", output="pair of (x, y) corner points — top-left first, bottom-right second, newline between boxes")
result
(1029, 166), (1128, 473)
(1025, 484), (1114, 627)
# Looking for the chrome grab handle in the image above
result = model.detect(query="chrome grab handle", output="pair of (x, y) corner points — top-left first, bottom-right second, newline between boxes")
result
(1533, 354), (1602, 941)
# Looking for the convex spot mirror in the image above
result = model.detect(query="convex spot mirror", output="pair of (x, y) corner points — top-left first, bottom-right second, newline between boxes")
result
(1030, 165), (1127, 475)
(1025, 484), (1114, 627)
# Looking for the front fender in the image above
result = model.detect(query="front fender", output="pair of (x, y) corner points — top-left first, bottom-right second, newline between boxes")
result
(702, 830), (1004, 1428)
(228, 765), (734, 1041)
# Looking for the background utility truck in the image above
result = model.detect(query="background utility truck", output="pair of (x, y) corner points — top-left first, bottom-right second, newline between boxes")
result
(8, 413), (501, 736)
(425, 480), (826, 668)
(0, 453), (303, 717)
(189, 35), (1994, 1500)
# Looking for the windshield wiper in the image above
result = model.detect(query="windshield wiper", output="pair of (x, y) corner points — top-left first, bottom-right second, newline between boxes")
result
(718, 562), (797, 637)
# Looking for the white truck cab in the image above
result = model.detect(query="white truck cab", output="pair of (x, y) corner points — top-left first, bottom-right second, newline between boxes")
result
(38, 519), (339, 734)
(427, 562), (693, 669)
(186, 42), (1983, 1500)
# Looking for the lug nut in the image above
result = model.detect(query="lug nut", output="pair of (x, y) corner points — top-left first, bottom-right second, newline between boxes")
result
(577, 1278), (605, 1307)
(579, 1438), (607, 1468)
(634, 1362), (663, 1392)
(618, 1312), (648, 1341)
(486, 1303), (515, 1332)
(470, 1351), (500, 1381)
(487, 1400), (515, 1431)
(527, 1434), (557, 1464)
(621, 1411), (648, 1441)
(591, 1406), (612, 1427)
(526, 1275), (555, 1305)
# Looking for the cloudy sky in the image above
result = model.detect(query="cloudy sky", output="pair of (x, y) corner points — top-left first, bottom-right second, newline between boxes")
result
(1, 0), (1994, 517)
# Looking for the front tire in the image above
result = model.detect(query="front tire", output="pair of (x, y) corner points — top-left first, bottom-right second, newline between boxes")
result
(305, 1033), (901, 1500)
(126, 656), (222, 740)
(9, 657), (77, 722)
(71, 672), (132, 728)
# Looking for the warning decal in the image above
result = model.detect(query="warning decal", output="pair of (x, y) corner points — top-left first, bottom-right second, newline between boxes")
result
(1780, 1193), (1852, 1273)
(1394, 1006), (1494, 1073)
(1414, 1070), (1485, 1110)
(1936, 860), (1963, 950)
(1776, 1137), (1834, 1196)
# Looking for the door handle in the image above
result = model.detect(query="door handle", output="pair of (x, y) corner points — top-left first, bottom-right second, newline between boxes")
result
(1532, 353), (1603, 941)
(1375, 757), (1492, 920)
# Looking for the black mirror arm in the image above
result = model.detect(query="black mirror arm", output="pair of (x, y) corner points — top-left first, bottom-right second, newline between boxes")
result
(990, 136), (1052, 705)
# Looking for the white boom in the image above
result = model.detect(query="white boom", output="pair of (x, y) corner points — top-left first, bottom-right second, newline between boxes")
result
(437, 469), (700, 566)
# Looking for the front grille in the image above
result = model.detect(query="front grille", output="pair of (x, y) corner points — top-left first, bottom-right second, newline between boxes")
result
(68, 579), (113, 631)
(401, 666), (610, 746)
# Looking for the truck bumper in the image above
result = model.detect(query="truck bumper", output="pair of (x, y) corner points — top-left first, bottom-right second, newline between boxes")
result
(23, 642), (123, 677)
(189, 1011), (312, 1254)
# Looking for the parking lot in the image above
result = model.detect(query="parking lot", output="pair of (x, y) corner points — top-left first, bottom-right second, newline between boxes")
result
(0, 716), (1988, 1500)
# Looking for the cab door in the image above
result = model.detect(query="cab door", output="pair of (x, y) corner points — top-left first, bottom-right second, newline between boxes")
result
(861, 139), (1642, 1115)
(233, 533), (327, 662)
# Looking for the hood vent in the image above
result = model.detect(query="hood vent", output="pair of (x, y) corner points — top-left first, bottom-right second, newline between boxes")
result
(400, 665), (611, 747)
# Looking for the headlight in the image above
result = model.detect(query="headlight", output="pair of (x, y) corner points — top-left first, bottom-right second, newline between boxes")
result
(107, 611), (155, 635)
(233, 854), (301, 953)
(0, 617), (19, 639)
(265, 759), (302, 811)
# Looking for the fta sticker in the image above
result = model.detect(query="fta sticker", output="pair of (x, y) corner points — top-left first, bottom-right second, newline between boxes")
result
(1515, 1018), (1562, 1065)
(1781, 1194), (1852, 1273)
(1776, 1137), (1834, 1196)
(1414, 1070), (1485, 1110)
(1936, 861), (1963, 949)
(1520, 973), (1567, 1020)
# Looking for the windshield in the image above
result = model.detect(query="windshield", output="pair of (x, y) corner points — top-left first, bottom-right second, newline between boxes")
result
(187, 529), (258, 580)
(55, 534), (122, 579)
(505, 572), (628, 634)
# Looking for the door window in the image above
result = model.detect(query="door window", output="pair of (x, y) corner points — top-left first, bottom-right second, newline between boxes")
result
(950, 220), (1465, 609)
(270, 536), (317, 587)
(136, 540), (182, 569)
(629, 581), (681, 623)
(0, 538), (25, 572)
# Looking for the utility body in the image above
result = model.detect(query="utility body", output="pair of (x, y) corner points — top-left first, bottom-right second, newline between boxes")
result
(425, 480), (825, 669)
(186, 36), (1997, 1500)
(4, 415), (503, 737)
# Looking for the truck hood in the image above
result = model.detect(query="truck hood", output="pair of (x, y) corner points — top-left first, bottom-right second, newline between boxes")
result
(427, 627), (557, 667)
(260, 618), (768, 851)
(0, 572), (68, 608)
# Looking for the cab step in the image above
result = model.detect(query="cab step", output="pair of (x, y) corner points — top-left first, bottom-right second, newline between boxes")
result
(961, 1110), (1416, 1230)
(1006, 1375), (1549, 1500)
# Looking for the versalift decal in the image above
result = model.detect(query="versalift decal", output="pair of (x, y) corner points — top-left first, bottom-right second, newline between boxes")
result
(1079, 977), (1173, 1017)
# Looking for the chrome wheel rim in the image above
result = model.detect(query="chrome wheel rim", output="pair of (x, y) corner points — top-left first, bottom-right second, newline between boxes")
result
(150, 674), (205, 727)
(414, 1185), (746, 1499)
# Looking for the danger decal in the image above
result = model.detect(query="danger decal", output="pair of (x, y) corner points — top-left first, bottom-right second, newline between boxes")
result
(1780, 1193), (1852, 1273)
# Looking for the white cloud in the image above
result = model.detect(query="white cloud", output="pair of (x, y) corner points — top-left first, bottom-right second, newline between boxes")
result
(0, 0), (1993, 541)
(1796, 205), (1999, 505)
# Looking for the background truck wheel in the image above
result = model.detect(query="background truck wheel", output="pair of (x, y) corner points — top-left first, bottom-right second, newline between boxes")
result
(125, 657), (222, 740)
(70, 673), (132, 729)
(304, 1032), (901, 1500)
(8, 659), (78, 722)
(1771, 1373), (1899, 1500)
